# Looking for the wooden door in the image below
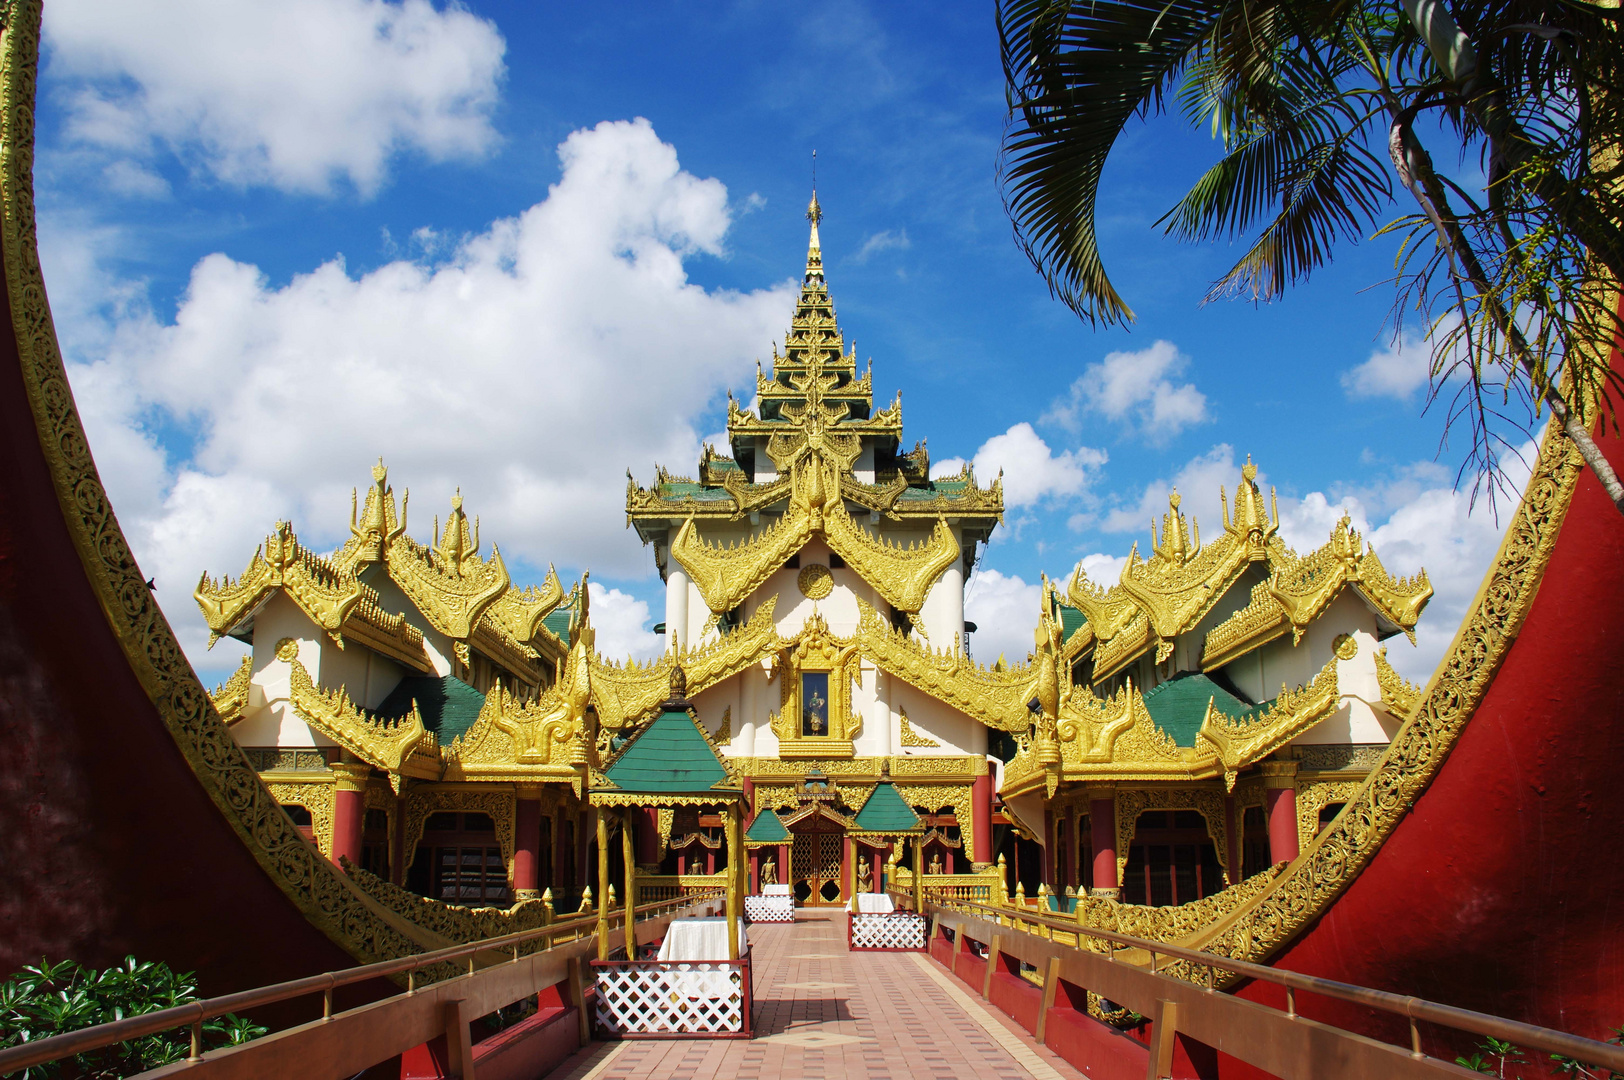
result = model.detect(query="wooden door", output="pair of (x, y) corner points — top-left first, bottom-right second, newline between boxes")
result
(791, 831), (845, 905)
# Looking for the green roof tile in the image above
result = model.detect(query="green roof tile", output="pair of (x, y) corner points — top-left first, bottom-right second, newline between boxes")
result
(541, 609), (572, 638)
(745, 808), (790, 843)
(852, 782), (921, 833)
(376, 675), (486, 741)
(1141, 673), (1266, 747)
(601, 708), (736, 795)
(1058, 603), (1087, 638)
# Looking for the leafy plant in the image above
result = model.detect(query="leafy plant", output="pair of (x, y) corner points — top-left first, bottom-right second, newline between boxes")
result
(1550, 1024), (1624, 1079)
(1458, 1035), (1529, 1076)
(0, 957), (267, 1078)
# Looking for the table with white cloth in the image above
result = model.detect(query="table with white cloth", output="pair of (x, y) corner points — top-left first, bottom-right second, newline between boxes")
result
(852, 893), (895, 913)
(656, 917), (748, 1000)
(745, 885), (794, 922)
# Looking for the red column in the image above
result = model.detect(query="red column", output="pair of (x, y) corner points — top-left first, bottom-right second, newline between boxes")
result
(971, 769), (993, 870)
(841, 836), (854, 902)
(514, 788), (541, 901)
(1088, 787), (1118, 898)
(330, 761), (368, 870)
(749, 850), (760, 893)
(872, 847), (884, 892)
(637, 807), (660, 870)
(1263, 761), (1300, 865)
(390, 791), (408, 885)
(778, 843), (790, 890)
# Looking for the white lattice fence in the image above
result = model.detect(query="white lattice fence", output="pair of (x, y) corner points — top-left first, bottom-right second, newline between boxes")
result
(593, 961), (749, 1036)
(744, 895), (794, 922)
(849, 912), (927, 951)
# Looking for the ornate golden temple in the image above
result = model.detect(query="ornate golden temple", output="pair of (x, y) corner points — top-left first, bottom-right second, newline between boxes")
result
(196, 194), (1434, 921)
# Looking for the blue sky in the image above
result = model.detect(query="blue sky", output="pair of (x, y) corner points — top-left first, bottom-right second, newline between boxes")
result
(36, 0), (1528, 684)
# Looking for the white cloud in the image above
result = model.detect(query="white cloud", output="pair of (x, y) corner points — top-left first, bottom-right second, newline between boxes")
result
(44, 0), (507, 195)
(1342, 325), (1434, 401)
(964, 569), (1041, 667)
(588, 582), (662, 664)
(1101, 444), (1254, 535)
(1046, 340), (1209, 443)
(851, 229), (910, 263)
(58, 118), (793, 678)
(950, 423), (1107, 509)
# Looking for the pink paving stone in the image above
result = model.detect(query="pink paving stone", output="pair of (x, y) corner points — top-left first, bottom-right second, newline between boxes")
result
(547, 911), (1087, 1080)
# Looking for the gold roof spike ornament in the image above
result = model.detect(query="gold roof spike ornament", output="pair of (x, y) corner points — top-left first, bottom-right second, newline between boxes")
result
(1061, 456), (1433, 684)
(627, 197), (1002, 614)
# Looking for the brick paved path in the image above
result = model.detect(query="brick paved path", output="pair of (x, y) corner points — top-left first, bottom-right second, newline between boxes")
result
(550, 911), (1086, 1080)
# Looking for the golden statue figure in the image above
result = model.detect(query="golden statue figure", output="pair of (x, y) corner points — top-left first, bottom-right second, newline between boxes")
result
(857, 858), (873, 891)
(927, 853), (944, 875)
(761, 859), (777, 887)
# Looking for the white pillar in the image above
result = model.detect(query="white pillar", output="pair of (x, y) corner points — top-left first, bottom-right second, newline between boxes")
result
(870, 667), (892, 758)
(666, 563), (690, 653)
(738, 663), (758, 756)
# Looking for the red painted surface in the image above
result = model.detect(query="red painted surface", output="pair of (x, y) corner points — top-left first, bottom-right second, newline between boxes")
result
(1264, 786), (1298, 866)
(332, 785), (365, 868)
(0, 225), (380, 1014)
(973, 771), (993, 865)
(1090, 798), (1117, 890)
(988, 961), (1043, 1033)
(513, 797), (540, 894)
(1232, 411), (1624, 1050)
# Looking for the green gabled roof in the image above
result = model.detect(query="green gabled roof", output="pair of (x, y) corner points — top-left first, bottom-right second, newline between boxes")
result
(852, 782), (921, 833)
(541, 609), (572, 639)
(745, 808), (790, 844)
(376, 675), (486, 741)
(1057, 603), (1087, 639)
(600, 708), (737, 795)
(1141, 672), (1270, 747)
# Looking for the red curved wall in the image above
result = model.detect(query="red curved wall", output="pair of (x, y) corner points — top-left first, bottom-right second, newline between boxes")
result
(0, 244), (372, 1005)
(1240, 425), (1624, 1048)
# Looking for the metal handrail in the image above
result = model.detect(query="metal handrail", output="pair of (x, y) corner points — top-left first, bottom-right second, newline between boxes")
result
(925, 892), (1624, 1073)
(0, 890), (723, 1075)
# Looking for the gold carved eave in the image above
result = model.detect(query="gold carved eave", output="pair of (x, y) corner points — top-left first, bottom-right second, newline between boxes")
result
(822, 503), (960, 612)
(853, 601), (1034, 732)
(588, 596), (780, 729)
(283, 652), (441, 786)
(1196, 657), (1341, 788)
(341, 595), (435, 674)
(210, 654), (254, 725)
(481, 567), (567, 648)
(385, 534), (510, 641)
(1374, 647), (1422, 717)
(195, 522), (367, 647)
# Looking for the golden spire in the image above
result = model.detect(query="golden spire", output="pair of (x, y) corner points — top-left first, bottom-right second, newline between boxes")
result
(805, 190), (824, 279)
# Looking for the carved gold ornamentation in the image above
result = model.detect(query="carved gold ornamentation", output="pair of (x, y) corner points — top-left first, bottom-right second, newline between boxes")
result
(1332, 633), (1359, 660)
(196, 520), (366, 647)
(771, 613), (863, 757)
(210, 654), (254, 725)
(403, 787), (517, 881)
(1295, 778), (1366, 850)
(345, 865), (554, 944)
(1195, 657), (1341, 789)
(447, 628), (595, 777)
(853, 601), (1035, 732)
(897, 708), (939, 748)
(587, 597), (779, 729)
(266, 779), (336, 857)
(1113, 787), (1230, 888)
(284, 657), (440, 786)
(896, 784), (979, 862)
(798, 562), (833, 599)
(1269, 515), (1432, 644)
(1374, 647), (1422, 717)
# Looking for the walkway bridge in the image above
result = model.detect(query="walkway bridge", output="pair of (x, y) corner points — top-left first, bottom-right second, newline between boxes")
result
(4, 897), (1621, 1080)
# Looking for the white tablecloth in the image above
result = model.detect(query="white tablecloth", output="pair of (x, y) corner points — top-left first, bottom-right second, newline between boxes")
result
(657, 917), (749, 962)
(762, 884), (792, 896)
(853, 893), (895, 913)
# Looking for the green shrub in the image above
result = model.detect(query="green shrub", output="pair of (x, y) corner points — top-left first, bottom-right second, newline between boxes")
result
(0, 957), (266, 1078)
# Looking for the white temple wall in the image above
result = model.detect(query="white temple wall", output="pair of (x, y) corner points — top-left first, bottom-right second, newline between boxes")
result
(363, 573), (454, 677)
(239, 595), (337, 749)
(1291, 592), (1402, 745)
(886, 680), (981, 757)
(1177, 566), (1270, 674)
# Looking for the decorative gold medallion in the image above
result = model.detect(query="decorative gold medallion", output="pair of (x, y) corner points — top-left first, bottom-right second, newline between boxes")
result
(798, 563), (833, 599)
(1332, 632), (1359, 660)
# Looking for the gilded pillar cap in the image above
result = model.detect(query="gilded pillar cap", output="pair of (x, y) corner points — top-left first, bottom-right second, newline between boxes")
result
(1082, 784), (1117, 803)
(330, 760), (372, 792)
(1259, 759), (1300, 788)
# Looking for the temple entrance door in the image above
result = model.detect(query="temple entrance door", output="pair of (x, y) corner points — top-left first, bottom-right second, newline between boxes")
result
(791, 827), (844, 906)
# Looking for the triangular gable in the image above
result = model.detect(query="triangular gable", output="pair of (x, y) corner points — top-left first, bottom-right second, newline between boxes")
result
(600, 707), (737, 795)
(1142, 672), (1270, 747)
(851, 782), (921, 833)
(745, 808), (790, 844)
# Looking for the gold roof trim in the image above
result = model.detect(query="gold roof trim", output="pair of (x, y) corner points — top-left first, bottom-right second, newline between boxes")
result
(587, 596), (781, 729)
(482, 566), (567, 646)
(282, 645), (440, 787)
(853, 600), (1035, 733)
(195, 521), (366, 646)
(1001, 653), (1341, 796)
(341, 594), (435, 674)
(210, 654), (254, 725)
(1268, 515), (1433, 644)
(1374, 646), (1422, 717)
(1199, 581), (1291, 671)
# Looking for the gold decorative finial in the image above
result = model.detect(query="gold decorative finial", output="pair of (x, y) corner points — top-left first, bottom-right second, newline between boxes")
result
(1242, 454), (1258, 483)
(371, 458), (387, 484)
(807, 191), (822, 228)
